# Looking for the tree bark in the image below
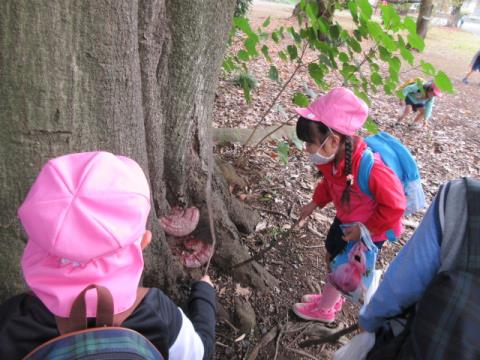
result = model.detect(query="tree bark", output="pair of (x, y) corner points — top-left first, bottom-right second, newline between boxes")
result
(447, 1), (464, 27)
(416, 0), (434, 39)
(0, 0), (277, 303)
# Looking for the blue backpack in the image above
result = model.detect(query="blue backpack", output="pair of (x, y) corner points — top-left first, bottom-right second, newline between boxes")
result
(358, 131), (426, 219)
(24, 285), (165, 360)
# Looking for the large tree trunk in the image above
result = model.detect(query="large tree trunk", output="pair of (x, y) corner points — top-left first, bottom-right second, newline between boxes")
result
(0, 0), (276, 303)
(416, 0), (434, 39)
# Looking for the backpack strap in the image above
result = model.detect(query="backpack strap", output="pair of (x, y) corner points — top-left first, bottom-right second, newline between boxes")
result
(55, 286), (149, 335)
(438, 179), (468, 272)
(358, 148), (374, 198)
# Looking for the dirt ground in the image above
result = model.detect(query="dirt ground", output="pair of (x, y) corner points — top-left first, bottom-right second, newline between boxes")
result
(211, 2), (480, 359)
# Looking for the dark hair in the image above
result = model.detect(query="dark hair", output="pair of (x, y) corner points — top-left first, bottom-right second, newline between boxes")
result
(296, 116), (330, 145)
(296, 116), (353, 206)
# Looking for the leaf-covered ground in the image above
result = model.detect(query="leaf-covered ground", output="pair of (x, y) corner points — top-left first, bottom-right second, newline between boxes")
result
(211, 2), (480, 359)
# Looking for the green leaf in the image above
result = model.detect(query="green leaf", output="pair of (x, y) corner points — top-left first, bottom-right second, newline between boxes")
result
(407, 33), (425, 51)
(272, 31), (280, 43)
(317, 18), (329, 34)
(293, 92), (310, 107)
(287, 44), (298, 60)
(381, 5), (400, 29)
(381, 33), (397, 52)
(378, 46), (391, 61)
(329, 24), (341, 40)
(400, 46), (414, 65)
(222, 57), (236, 72)
(288, 27), (302, 43)
(420, 60), (436, 76)
(262, 16), (271, 27)
(277, 141), (290, 165)
(233, 17), (255, 36)
(268, 65), (279, 82)
(278, 50), (288, 62)
(348, 38), (362, 53)
(357, 0), (373, 19)
(338, 52), (349, 63)
(403, 17), (417, 34)
(434, 71), (454, 93)
(389, 56), (401, 74)
(371, 72), (383, 85)
(244, 37), (258, 57)
(308, 63), (324, 85)
(240, 77), (252, 103)
(367, 21), (383, 43)
(261, 45), (272, 62)
(305, 1), (319, 22)
(364, 116), (379, 134)
(237, 49), (249, 61)
(348, 1), (359, 21)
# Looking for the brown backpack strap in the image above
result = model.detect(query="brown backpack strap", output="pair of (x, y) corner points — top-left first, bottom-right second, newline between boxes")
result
(55, 286), (149, 334)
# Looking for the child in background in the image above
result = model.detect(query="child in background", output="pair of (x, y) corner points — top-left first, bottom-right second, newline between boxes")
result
(0, 151), (216, 359)
(462, 49), (480, 84)
(292, 88), (406, 323)
(396, 80), (442, 129)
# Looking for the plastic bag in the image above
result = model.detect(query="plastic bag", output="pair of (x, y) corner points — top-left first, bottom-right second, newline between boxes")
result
(333, 332), (376, 360)
(329, 223), (378, 305)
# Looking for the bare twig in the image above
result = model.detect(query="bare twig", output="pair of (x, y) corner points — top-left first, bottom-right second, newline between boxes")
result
(221, 318), (239, 333)
(216, 341), (229, 348)
(252, 114), (296, 149)
(250, 205), (289, 218)
(246, 326), (280, 360)
(299, 323), (359, 348)
(244, 43), (308, 147)
(274, 324), (286, 360)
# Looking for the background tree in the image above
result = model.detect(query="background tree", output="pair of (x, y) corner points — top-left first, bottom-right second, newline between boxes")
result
(447, 0), (466, 27)
(416, 0), (434, 38)
(0, 0), (277, 302)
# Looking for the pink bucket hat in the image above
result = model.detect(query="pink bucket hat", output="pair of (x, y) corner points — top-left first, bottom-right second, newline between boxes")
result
(18, 151), (151, 317)
(294, 87), (368, 136)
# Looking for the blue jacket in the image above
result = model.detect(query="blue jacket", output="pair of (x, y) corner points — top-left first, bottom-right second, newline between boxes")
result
(359, 195), (442, 332)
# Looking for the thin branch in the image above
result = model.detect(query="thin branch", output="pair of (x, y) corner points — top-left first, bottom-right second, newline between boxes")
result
(243, 43), (308, 147)
(299, 323), (359, 348)
(250, 205), (290, 218)
(252, 114), (296, 149)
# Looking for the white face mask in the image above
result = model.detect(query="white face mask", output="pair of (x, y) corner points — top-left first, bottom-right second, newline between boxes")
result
(308, 134), (337, 165)
(309, 151), (336, 165)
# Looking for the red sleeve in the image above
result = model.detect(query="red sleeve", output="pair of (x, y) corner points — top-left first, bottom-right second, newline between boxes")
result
(364, 163), (406, 234)
(312, 178), (332, 208)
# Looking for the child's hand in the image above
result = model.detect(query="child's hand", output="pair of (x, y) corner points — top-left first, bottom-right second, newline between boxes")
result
(342, 224), (361, 242)
(299, 201), (317, 224)
(200, 275), (214, 287)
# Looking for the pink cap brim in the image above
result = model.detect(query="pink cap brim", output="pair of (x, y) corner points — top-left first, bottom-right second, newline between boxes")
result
(294, 107), (321, 121)
(22, 239), (144, 317)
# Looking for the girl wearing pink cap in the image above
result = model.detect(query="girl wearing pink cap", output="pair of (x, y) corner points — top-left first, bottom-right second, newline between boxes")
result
(292, 88), (406, 323)
(396, 80), (442, 129)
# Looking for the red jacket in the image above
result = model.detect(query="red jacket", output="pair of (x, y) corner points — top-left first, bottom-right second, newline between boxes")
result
(313, 137), (406, 241)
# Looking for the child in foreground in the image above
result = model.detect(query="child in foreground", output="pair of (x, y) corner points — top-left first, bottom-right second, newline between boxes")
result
(0, 151), (216, 359)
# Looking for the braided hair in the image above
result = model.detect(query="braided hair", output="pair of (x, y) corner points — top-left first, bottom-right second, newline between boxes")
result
(341, 136), (353, 206)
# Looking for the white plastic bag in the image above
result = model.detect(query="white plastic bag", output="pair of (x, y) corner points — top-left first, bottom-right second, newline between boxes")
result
(364, 269), (382, 305)
(333, 332), (375, 360)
